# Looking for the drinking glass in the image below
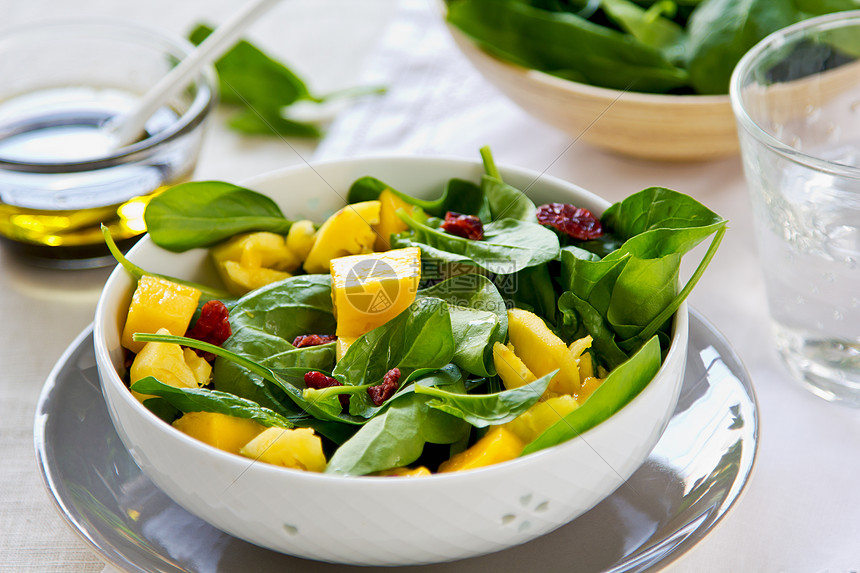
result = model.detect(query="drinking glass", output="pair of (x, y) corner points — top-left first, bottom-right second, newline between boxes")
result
(731, 11), (860, 405)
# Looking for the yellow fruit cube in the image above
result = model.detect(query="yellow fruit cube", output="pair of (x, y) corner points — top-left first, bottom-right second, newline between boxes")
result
(239, 427), (327, 472)
(438, 426), (525, 473)
(303, 201), (381, 274)
(220, 260), (291, 296)
(130, 328), (203, 401)
(330, 247), (421, 339)
(172, 411), (265, 455)
(121, 276), (201, 353)
(183, 347), (212, 387)
(507, 308), (580, 394)
(374, 466), (432, 477)
(493, 342), (537, 390)
(574, 376), (605, 405)
(503, 395), (579, 443)
(286, 220), (316, 260)
(374, 189), (421, 251)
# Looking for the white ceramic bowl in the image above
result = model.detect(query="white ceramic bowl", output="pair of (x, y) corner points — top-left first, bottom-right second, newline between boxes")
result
(94, 156), (689, 566)
(444, 24), (737, 162)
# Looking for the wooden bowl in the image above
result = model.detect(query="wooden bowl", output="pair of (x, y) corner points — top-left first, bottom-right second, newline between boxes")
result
(446, 26), (739, 162)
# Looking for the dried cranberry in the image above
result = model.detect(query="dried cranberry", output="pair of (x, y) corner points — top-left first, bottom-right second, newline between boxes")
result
(293, 334), (337, 348)
(440, 212), (484, 240)
(536, 203), (603, 240)
(185, 300), (232, 360)
(304, 371), (350, 409)
(368, 368), (401, 406)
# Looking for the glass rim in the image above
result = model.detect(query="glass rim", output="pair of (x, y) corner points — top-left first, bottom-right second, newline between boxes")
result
(0, 18), (217, 173)
(729, 10), (860, 181)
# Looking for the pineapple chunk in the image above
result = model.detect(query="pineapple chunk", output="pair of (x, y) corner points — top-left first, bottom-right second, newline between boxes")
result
(286, 219), (316, 260)
(507, 308), (580, 394)
(438, 426), (525, 473)
(121, 276), (201, 354)
(211, 232), (298, 296)
(239, 427), (327, 472)
(220, 260), (291, 296)
(374, 466), (432, 477)
(172, 412), (265, 455)
(503, 395), (579, 443)
(493, 342), (537, 390)
(374, 189), (421, 251)
(330, 247), (421, 339)
(303, 201), (381, 274)
(130, 328), (205, 401)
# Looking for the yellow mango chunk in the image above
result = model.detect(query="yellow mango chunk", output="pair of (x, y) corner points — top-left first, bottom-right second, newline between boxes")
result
(172, 412), (265, 455)
(507, 308), (580, 394)
(330, 247), (421, 339)
(240, 427), (327, 472)
(578, 351), (595, 380)
(574, 376), (605, 405)
(286, 219), (316, 261)
(438, 426), (525, 473)
(130, 328), (202, 401)
(122, 276), (201, 354)
(374, 189), (421, 251)
(220, 260), (291, 296)
(374, 466), (432, 477)
(183, 347), (212, 387)
(303, 201), (381, 274)
(493, 342), (537, 390)
(503, 394), (579, 443)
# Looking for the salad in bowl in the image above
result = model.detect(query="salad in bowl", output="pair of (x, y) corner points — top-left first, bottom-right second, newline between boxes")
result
(94, 148), (724, 564)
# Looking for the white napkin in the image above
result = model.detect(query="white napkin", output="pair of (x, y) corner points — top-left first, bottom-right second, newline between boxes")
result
(312, 0), (568, 163)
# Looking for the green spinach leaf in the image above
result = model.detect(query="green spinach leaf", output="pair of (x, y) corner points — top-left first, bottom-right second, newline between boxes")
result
(144, 181), (292, 252)
(131, 376), (296, 428)
(415, 370), (554, 427)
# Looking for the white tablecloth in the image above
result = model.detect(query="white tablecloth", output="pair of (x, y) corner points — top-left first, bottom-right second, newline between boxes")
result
(1, 0), (858, 571)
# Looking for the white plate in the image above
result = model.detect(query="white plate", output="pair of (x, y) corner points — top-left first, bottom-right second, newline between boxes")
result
(34, 308), (757, 572)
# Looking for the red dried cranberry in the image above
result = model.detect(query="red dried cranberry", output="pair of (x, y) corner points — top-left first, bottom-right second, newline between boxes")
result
(440, 212), (484, 240)
(536, 203), (603, 240)
(185, 300), (232, 360)
(304, 371), (350, 409)
(293, 334), (337, 348)
(368, 368), (401, 406)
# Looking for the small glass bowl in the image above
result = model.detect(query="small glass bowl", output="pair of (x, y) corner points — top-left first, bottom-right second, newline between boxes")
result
(0, 19), (216, 268)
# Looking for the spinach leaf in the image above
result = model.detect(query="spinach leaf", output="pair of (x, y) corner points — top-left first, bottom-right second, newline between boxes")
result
(521, 335), (662, 455)
(130, 376), (295, 428)
(144, 181), (292, 252)
(214, 275), (336, 414)
(480, 146), (537, 222)
(559, 291), (631, 369)
(347, 176), (490, 220)
(600, 0), (688, 63)
(333, 297), (456, 417)
(417, 275), (508, 377)
(685, 0), (798, 94)
(396, 212), (560, 275)
(446, 0), (690, 92)
(510, 263), (558, 326)
(415, 370), (554, 427)
(324, 373), (471, 476)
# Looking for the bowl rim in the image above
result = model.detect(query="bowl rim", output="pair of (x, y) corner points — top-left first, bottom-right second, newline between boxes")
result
(94, 154), (689, 484)
(0, 17), (216, 173)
